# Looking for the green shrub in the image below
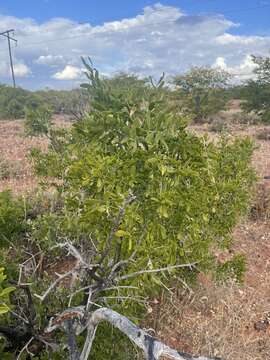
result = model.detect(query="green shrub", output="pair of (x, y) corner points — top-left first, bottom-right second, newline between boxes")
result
(0, 61), (257, 359)
(0, 84), (42, 119)
(0, 268), (16, 314)
(30, 61), (256, 293)
(209, 118), (229, 133)
(0, 158), (11, 180)
(24, 106), (53, 137)
(25, 62), (255, 357)
(0, 191), (26, 248)
(0, 83), (88, 120)
(241, 55), (270, 123)
(90, 323), (142, 360)
(216, 254), (246, 283)
(173, 67), (231, 122)
(0, 268), (15, 315)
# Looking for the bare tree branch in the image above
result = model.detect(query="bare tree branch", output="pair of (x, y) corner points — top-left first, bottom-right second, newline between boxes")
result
(16, 336), (34, 360)
(117, 262), (198, 282)
(34, 266), (79, 302)
(81, 308), (221, 360)
(46, 307), (221, 360)
(52, 242), (99, 270)
(66, 320), (80, 360)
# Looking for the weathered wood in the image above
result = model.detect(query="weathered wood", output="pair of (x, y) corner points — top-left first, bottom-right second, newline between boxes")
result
(46, 307), (222, 360)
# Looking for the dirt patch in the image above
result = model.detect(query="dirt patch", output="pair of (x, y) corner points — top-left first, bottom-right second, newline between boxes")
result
(147, 278), (270, 360)
(0, 117), (71, 194)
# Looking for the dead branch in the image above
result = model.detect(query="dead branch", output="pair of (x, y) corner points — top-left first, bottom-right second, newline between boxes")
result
(52, 242), (99, 270)
(66, 320), (80, 360)
(117, 262), (198, 282)
(16, 337), (34, 360)
(46, 307), (221, 360)
(11, 282), (37, 326)
(34, 266), (79, 302)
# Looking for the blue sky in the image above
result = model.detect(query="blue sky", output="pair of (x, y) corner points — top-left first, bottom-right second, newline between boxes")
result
(1, 0), (269, 35)
(0, 1), (269, 89)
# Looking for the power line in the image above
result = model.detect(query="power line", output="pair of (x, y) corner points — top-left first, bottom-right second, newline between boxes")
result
(0, 29), (17, 87)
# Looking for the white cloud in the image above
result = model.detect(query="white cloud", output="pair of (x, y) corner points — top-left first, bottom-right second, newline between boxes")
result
(52, 65), (82, 80)
(35, 54), (65, 66)
(213, 55), (258, 81)
(0, 3), (269, 88)
(14, 63), (31, 77)
(0, 59), (30, 78)
(216, 33), (264, 46)
(213, 56), (227, 69)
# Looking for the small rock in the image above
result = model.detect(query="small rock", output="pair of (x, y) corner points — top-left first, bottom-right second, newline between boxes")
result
(254, 319), (269, 331)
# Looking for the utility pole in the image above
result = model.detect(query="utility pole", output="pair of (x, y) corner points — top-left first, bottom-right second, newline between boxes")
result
(0, 29), (17, 88)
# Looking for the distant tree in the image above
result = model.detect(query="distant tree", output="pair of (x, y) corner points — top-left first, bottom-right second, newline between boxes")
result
(252, 55), (270, 84)
(0, 83), (88, 120)
(241, 55), (270, 123)
(24, 106), (53, 137)
(173, 67), (231, 122)
(0, 84), (38, 119)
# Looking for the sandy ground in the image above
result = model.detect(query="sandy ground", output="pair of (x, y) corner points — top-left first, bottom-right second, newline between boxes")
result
(0, 116), (69, 194)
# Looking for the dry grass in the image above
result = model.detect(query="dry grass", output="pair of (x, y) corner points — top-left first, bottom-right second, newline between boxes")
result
(256, 128), (270, 141)
(148, 281), (270, 360)
(0, 120), (47, 194)
(0, 116), (70, 194)
(250, 181), (270, 220)
(147, 220), (270, 360)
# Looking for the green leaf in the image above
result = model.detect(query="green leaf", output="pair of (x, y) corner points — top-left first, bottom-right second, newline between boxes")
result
(0, 304), (10, 314)
(157, 205), (169, 218)
(128, 237), (133, 251)
(0, 286), (16, 297)
(115, 230), (130, 238)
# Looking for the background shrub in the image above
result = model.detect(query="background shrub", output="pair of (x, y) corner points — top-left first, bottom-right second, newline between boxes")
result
(24, 106), (53, 137)
(209, 117), (229, 133)
(256, 128), (270, 141)
(173, 66), (231, 122)
(250, 181), (270, 220)
(0, 158), (11, 180)
(216, 254), (246, 283)
(0, 83), (88, 120)
(0, 191), (26, 248)
(241, 55), (270, 124)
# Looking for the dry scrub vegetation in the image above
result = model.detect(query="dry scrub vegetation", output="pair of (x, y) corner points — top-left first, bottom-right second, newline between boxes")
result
(146, 219), (270, 360)
(0, 114), (269, 359)
(152, 122), (270, 360)
(0, 116), (69, 194)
